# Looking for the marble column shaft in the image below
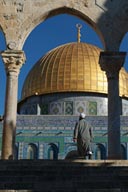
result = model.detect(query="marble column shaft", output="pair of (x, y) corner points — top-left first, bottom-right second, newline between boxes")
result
(1, 50), (25, 159)
(99, 51), (126, 159)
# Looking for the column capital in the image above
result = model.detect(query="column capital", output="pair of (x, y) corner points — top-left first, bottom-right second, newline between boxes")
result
(99, 51), (126, 79)
(1, 50), (26, 75)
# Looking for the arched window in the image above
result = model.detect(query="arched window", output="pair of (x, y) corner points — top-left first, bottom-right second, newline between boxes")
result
(65, 150), (78, 159)
(95, 144), (106, 160)
(121, 144), (126, 160)
(27, 143), (38, 159)
(48, 143), (58, 159)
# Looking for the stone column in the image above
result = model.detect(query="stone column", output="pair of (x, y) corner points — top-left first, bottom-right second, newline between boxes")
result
(1, 50), (25, 159)
(99, 51), (126, 159)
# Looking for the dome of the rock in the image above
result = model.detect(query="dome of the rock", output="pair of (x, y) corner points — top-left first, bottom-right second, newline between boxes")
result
(21, 42), (128, 100)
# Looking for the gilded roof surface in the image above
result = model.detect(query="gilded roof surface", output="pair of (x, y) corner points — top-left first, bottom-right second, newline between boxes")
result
(21, 42), (128, 100)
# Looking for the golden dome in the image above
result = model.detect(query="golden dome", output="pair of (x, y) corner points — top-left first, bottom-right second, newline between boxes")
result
(21, 42), (128, 100)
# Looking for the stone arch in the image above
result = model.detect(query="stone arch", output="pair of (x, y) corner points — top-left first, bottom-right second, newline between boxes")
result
(0, 1), (128, 51)
(95, 1), (128, 51)
(20, 7), (105, 50)
(120, 32), (128, 70)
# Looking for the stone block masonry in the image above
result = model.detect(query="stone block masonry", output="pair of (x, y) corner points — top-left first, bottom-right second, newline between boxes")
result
(0, 160), (128, 191)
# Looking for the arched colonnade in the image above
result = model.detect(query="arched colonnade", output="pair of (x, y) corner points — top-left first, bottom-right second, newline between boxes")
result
(0, 0), (128, 159)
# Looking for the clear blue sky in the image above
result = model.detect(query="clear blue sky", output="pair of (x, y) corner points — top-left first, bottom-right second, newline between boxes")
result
(0, 14), (127, 115)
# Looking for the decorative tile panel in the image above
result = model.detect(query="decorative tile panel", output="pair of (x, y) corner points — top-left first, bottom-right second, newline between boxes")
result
(50, 102), (62, 114)
(75, 101), (86, 115)
(88, 101), (97, 115)
(41, 104), (48, 114)
(26, 104), (38, 114)
(64, 101), (73, 115)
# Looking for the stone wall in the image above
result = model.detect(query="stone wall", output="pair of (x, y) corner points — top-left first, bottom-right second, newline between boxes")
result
(1, 115), (128, 160)
(0, 160), (128, 192)
(0, 0), (128, 50)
